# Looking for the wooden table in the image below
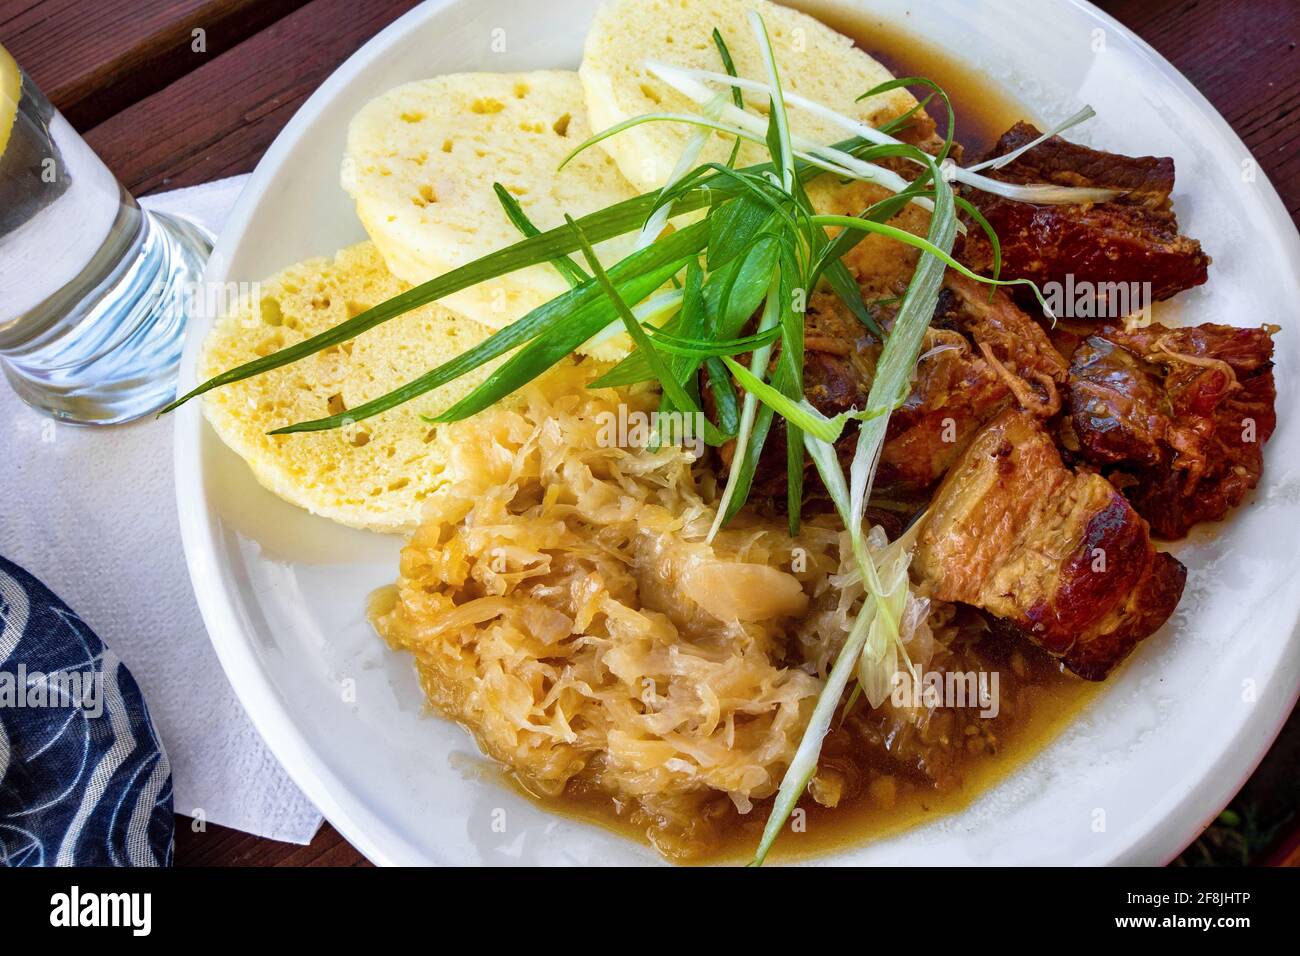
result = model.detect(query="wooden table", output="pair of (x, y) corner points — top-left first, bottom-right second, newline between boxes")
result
(3, 0), (1297, 867)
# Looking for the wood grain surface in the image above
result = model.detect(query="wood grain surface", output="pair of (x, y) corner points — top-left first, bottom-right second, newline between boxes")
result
(1, 0), (310, 129)
(1, 0), (1296, 867)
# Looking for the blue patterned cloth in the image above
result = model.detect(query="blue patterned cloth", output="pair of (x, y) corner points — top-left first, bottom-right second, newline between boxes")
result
(0, 555), (173, 866)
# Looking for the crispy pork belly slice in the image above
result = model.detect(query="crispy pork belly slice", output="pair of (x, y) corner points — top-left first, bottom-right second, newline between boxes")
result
(958, 122), (1210, 306)
(913, 408), (1186, 680)
(1067, 323), (1278, 538)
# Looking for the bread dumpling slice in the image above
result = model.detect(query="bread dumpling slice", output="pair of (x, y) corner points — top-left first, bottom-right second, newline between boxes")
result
(579, 0), (921, 193)
(198, 242), (505, 533)
(342, 71), (641, 342)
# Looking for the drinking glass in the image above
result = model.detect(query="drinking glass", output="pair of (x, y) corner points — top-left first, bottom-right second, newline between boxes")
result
(0, 43), (212, 425)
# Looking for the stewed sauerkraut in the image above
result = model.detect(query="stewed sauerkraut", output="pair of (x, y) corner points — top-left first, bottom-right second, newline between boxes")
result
(371, 362), (949, 858)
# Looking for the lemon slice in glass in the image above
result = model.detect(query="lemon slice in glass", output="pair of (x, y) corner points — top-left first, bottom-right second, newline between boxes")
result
(0, 44), (21, 160)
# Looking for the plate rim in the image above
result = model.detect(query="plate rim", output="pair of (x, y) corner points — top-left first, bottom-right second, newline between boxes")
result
(173, 0), (1300, 866)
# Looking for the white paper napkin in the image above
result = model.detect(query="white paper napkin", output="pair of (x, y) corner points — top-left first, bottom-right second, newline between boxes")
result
(0, 174), (325, 846)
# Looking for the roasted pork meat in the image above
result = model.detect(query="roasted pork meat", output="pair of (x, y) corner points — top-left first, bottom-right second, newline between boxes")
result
(1065, 322), (1278, 538)
(958, 122), (1210, 307)
(712, 273), (1067, 500)
(875, 332), (1009, 492)
(878, 272), (1070, 488)
(932, 271), (1069, 414)
(913, 408), (1186, 680)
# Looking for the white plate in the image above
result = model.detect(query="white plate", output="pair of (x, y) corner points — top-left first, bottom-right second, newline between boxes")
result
(174, 0), (1300, 865)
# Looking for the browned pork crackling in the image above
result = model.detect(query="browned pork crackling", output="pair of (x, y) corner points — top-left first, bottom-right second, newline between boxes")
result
(912, 408), (1187, 679)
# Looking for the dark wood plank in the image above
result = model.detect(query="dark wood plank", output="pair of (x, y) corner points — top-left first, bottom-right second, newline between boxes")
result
(174, 817), (372, 867)
(1095, 0), (1300, 218)
(81, 0), (420, 194)
(0, 0), (310, 129)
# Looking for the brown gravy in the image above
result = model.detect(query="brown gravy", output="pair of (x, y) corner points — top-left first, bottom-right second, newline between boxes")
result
(794, 0), (1030, 158)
